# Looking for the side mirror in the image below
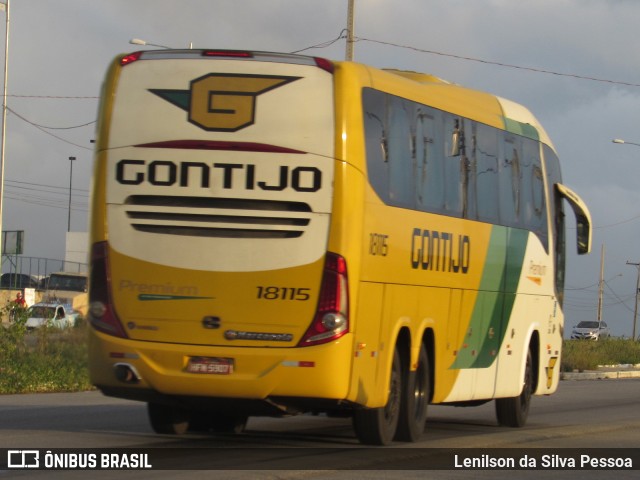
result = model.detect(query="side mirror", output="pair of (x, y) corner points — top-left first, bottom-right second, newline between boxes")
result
(556, 183), (592, 255)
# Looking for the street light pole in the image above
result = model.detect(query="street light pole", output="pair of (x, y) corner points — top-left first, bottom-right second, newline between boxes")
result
(0, 0), (9, 258)
(614, 138), (640, 338)
(627, 261), (640, 341)
(68, 156), (75, 232)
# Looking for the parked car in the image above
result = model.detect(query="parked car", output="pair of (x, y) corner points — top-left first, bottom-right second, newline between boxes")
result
(571, 321), (611, 340)
(25, 303), (79, 330)
(0, 273), (39, 289)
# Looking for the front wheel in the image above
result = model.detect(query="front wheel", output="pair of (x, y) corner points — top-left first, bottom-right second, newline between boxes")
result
(495, 348), (534, 427)
(395, 344), (430, 442)
(353, 348), (402, 445)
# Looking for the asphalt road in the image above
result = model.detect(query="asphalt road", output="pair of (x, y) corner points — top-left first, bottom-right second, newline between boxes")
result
(1, 378), (639, 478)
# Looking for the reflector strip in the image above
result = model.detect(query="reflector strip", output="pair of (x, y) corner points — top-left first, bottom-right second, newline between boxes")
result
(281, 361), (316, 368)
(135, 139), (306, 154)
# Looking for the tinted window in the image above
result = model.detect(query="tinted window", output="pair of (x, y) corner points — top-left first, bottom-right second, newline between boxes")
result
(362, 88), (550, 250)
(474, 123), (499, 223)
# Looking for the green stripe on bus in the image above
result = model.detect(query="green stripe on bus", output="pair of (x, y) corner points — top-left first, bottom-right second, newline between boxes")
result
(504, 118), (540, 141)
(472, 228), (528, 368)
(451, 226), (528, 369)
(138, 294), (214, 301)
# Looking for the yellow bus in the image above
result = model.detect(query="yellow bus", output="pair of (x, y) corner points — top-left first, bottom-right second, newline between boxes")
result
(88, 49), (591, 445)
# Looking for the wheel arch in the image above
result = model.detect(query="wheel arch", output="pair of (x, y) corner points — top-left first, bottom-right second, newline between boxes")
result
(528, 329), (541, 394)
(396, 326), (412, 375)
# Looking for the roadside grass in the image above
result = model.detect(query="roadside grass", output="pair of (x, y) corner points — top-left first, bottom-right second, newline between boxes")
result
(561, 338), (640, 372)
(0, 307), (93, 394)
(2, 309), (640, 393)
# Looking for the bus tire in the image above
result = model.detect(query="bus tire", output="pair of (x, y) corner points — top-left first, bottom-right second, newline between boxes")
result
(352, 348), (402, 445)
(395, 344), (429, 442)
(495, 348), (533, 427)
(147, 402), (189, 435)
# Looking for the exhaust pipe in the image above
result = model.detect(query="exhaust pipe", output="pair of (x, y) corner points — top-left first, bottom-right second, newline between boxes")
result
(113, 363), (141, 384)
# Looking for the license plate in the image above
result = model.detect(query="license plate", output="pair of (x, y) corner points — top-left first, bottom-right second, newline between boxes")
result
(186, 356), (234, 375)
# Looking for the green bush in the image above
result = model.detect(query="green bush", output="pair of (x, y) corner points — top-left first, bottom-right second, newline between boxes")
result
(561, 338), (640, 372)
(0, 305), (92, 394)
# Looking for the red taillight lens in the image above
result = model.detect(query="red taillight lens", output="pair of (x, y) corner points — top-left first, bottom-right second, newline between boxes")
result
(202, 50), (253, 58)
(313, 57), (335, 73)
(298, 253), (349, 346)
(120, 51), (143, 66)
(89, 242), (128, 338)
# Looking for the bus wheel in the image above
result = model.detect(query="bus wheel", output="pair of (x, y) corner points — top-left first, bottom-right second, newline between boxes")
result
(495, 349), (533, 427)
(395, 344), (430, 442)
(147, 402), (189, 434)
(352, 348), (402, 445)
(189, 413), (248, 434)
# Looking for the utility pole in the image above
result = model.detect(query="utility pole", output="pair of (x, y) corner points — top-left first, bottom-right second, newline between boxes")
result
(626, 260), (640, 341)
(68, 156), (75, 232)
(345, 0), (355, 61)
(597, 245), (604, 323)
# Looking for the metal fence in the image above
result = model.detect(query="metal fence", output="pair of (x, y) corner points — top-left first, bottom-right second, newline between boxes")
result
(1, 254), (87, 289)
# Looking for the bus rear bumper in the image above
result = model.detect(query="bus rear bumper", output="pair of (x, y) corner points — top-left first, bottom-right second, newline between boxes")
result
(89, 329), (354, 411)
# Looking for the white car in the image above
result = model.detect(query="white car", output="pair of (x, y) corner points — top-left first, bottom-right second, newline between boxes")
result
(25, 303), (79, 330)
(570, 321), (611, 340)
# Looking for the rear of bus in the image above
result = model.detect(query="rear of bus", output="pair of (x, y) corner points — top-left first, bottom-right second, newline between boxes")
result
(88, 50), (352, 422)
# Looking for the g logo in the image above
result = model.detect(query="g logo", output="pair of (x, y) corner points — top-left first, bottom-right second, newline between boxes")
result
(150, 74), (300, 132)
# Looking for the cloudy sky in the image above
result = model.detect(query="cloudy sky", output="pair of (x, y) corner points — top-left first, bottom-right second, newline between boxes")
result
(2, 0), (639, 336)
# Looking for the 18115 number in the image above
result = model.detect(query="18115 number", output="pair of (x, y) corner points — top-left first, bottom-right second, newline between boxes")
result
(256, 286), (311, 301)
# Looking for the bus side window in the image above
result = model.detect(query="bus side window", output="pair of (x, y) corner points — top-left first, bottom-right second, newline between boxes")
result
(362, 89), (389, 202)
(463, 119), (476, 220)
(416, 111), (445, 213)
(475, 124), (499, 224)
(521, 138), (548, 249)
(499, 135), (522, 227)
(387, 97), (415, 208)
(444, 115), (464, 217)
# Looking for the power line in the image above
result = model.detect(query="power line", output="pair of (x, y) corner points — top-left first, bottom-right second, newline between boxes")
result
(16, 116), (95, 130)
(297, 31), (640, 88)
(4, 189), (88, 210)
(290, 30), (347, 54)
(7, 107), (92, 150)
(2, 179), (90, 211)
(5, 183), (88, 198)
(593, 213), (640, 229)
(6, 179), (89, 194)
(7, 94), (98, 99)
(354, 36), (640, 88)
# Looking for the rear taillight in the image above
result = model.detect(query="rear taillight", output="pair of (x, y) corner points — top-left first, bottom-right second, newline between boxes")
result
(298, 253), (349, 346)
(313, 57), (335, 73)
(120, 51), (142, 66)
(89, 242), (128, 338)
